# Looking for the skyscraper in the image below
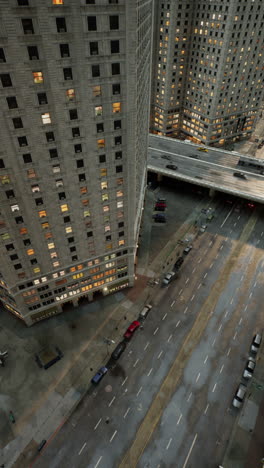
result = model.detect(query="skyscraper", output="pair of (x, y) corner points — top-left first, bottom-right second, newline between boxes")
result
(0, 0), (153, 326)
(150, 0), (264, 145)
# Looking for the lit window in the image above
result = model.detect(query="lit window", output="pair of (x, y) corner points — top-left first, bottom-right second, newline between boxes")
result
(41, 113), (51, 124)
(106, 243), (112, 250)
(31, 184), (40, 193)
(66, 88), (75, 100)
(100, 168), (107, 177)
(60, 204), (68, 212)
(50, 252), (57, 258)
(82, 199), (89, 206)
(80, 186), (87, 194)
(112, 102), (121, 113)
(53, 0), (63, 3)
(60, 270), (65, 276)
(41, 222), (49, 229)
(117, 211), (123, 218)
(0, 175), (10, 184)
(53, 261), (60, 267)
(48, 242), (55, 249)
(73, 273), (83, 279)
(102, 193), (108, 202)
(95, 106), (103, 116)
(118, 239), (125, 246)
(53, 273), (59, 278)
(45, 232), (53, 239)
(52, 165), (60, 173)
(20, 227), (28, 235)
(33, 267), (40, 273)
(105, 225), (111, 232)
(93, 85), (101, 97)
(33, 71), (43, 84)
(117, 201), (123, 208)
(116, 190), (123, 197)
(103, 205), (109, 212)
(97, 139), (105, 148)
(101, 181), (108, 189)
(11, 204), (19, 212)
(117, 177), (123, 185)
(65, 226), (72, 233)
(84, 210), (90, 218)
(56, 179), (63, 187)
(27, 169), (36, 179)
(38, 210), (47, 218)
(27, 248), (35, 256)
(1, 232), (10, 240)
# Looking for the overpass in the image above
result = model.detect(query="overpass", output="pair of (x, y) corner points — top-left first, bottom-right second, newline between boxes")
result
(148, 134), (264, 203)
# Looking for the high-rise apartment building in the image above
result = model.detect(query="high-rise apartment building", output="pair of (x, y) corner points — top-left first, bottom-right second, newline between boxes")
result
(150, 0), (264, 145)
(0, 0), (153, 326)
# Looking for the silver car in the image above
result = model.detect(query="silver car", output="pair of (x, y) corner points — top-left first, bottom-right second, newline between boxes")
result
(232, 383), (247, 408)
(163, 271), (175, 285)
(243, 358), (255, 379)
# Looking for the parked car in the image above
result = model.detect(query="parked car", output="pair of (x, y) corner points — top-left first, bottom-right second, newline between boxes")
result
(124, 320), (140, 340)
(153, 214), (166, 223)
(233, 172), (247, 180)
(199, 224), (207, 233)
(111, 341), (126, 360)
(243, 357), (255, 379)
(139, 304), (152, 320)
(163, 271), (176, 285)
(91, 366), (108, 384)
(198, 147), (208, 152)
(155, 205), (166, 211)
(166, 164), (178, 170)
(174, 257), (184, 270)
(157, 197), (166, 202)
(155, 201), (167, 207)
(251, 333), (262, 353)
(232, 383), (247, 408)
(183, 245), (192, 255)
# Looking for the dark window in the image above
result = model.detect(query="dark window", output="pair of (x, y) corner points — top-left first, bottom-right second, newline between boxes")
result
(0, 74), (12, 87)
(119, 231), (124, 237)
(99, 154), (106, 163)
(115, 136), (122, 145)
(112, 83), (120, 94)
(12, 117), (23, 129)
(49, 148), (58, 159)
(23, 153), (32, 163)
(69, 109), (78, 120)
(116, 165), (122, 173)
(0, 48), (6, 62)
(90, 42), (98, 55)
(21, 18), (34, 34)
(6, 96), (18, 109)
(63, 216), (70, 223)
(60, 43), (70, 57)
(92, 65), (100, 77)
(5, 190), (15, 199)
(58, 192), (66, 200)
(76, 159), (84, 168)
(18, 136), (28, 147)
(17, 0), (29, 4)
(63, 67), (73, 80)
(15, 216), (24, 224)
(0, 159), (5, 168)
(35, 197), (43, 206)
(72, 127), (80, 137)
(70, 246), (76, 252)
(46, 131), (55, 142)
(30, 258), (37, 265)
(110, 40), (119, 54)
(118, 221), (124, 227)
(14, 263), (22, 270)
(112, 63), (120, 75)
(74, 144), (82, 153)
(109, 0), (118, 3)
(10, 254), (18, 261)
(97, 123), (104, 133)
(109, 15), (119, 30)
(37, 92), (47, 105)
(106, 235), (111, 241)
(6, 243), (14, 250)
(115, 151), (122, 159)
(78, 173), (86, 182)
(56, 17), (67, 33)
(67, 237), (74, 243)
(87, 231), (93, 237)
(72, 255), (78, 261)
(86, 0), (95, 3)
(27, 46), (39, 60)
(87, 16), (97, 31)
(114, 120), (121, 130)
(23, 239), (31, 246)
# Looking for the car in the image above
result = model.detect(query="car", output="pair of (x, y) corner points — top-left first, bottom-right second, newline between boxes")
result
(163, 271), (176, 285)
(232, 383), (247, 408)
(251, 333), (262, 353)
(139, 304), (152, 320)
(189, 154), (198, 159)
(233, 172), (247, 180)
(174, 257), (184, 270)
(111, 341), (126, 360)
(154, 205), (165, 211)
(91, 366), (108, 384)
(153, 214), (166, 223)
(155, 202), (166, 208)
(124, 320), (140, 340)
(183, 245), (192, 255)
(198, 147), (208, 152)
(243, 358), (255, 379)
(199, 224), (207, 233)
(246, 202), (255, 209)
(157, 197), (166, 202)
(201, 208), (207, 214)
(166, 164), (178, 170)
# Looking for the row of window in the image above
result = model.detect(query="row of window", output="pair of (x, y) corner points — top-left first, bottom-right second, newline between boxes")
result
(17, 0), (118, 5)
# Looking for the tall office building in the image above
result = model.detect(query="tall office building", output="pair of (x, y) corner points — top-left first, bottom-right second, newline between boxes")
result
(150, 0), (264, 145)
(0, 0), (153, 326)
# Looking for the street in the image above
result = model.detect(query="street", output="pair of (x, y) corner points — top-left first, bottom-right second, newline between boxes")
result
(33, 195), (263, 468)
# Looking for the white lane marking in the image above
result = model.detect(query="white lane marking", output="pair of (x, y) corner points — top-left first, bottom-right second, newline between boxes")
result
(215, 253), (219, 259)
(256, 239), (260, 245)
(158, 350), (163, 359)
(204, 404), (209, 415)
(212, 338), (216, 346)
(204, 355), (208, 364)
(253, 282), (257, 288)
(261, 231), (264, 237)
(237, 215), (240, 220)
(137, 387), (142, 397)
(220, 244), (223, 250)
(94, 456), (102, 468)
(191, 294), (195, 301)
(204, 272), (207, 278)
(78, 442), (86, 455)
(133, 359), (139, 368)
(171, 300), (175, 307)
(123, 407), (130, 419)
(110, 430), (117, 443)
(176, 320), (181, 328)
(218, 324), (222, 332)
(221, 209), (232, 228)
(144, 342), (150, 350)
(166, 438), (172, 450)
(147, 368), (153, 377)
(212, 383), (217, 393)
(224, 310), (228, 318)
(182, 433), (198, 468)
(209, 241), (213, 246)
(167, 334), (172, 343)
(234, 222), (237, 227)
(233, 331), (237, 340)
(196, 373), (200, 383)
(162, 312), (167, 320)
(209, 263), (213, 269)
(179, 289), (183, 296)
(238, 317), (243, 325)
(249, 292), (253, 299)
(244, 305), (248, 312)
(154, 327), (159, 335)
(185, 278), (189, 285)
(227, 347), (231, 356)
(187, 392), (192, 402)
(177, 414), (182, 425)
(230, 229), (232, 234)
(230, 298), (234, 305)
(220, 364), (224, 374)
(184, 306), (188, 314)
(94, 418), (102, 430)
(241, 274), (244, 281)
(198, 283), (202, 289)
(121, 376), (128, 387)
(192, 267), (196, 273)
(108, 396), (115, 407)
(198, 258), (201, 263)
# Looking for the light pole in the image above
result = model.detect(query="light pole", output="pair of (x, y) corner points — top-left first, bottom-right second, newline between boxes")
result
(103, 338), (115, 356)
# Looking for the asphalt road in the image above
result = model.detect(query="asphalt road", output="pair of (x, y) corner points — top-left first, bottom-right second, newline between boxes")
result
(33, 198), (264, 468)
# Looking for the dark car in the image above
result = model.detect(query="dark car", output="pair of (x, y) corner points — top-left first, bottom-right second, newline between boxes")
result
(124, 320), (140, 340)
(153, 214), (166, 223)
(111, 341), (126, 360)
(233, 172), (247, 180)
(155, 205), (166, 211)
(166, 164), (178, 170)
(91, 366), (108, 384)
(174, 256), (184, 270)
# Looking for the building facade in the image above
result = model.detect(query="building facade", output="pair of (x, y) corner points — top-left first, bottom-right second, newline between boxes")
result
(150, 0), (264, 145)
(0, 0), (153, 326)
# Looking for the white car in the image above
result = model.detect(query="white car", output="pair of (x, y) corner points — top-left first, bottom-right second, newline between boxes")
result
(243, 358), (255, 379)
(163, 271), (175, 285)
(232, 383), (247, 408)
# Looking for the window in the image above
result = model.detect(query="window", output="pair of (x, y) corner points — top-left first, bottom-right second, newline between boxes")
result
(109, 15), (119, 30)
(53, 0), (64, 3)
(27, 169), (36, 178)
(97, 139), (105, 148)
(112, 102), (121, 113)
(60, 43), (70, 57)
(87, 16), (97, 31)
(116, 190), (123, 197)
(69, 109), (78, 120)
(78, 173), (86, 182)
(12, 117), (23, 129)
(115, 136), (122, 145)
(5, 190), (14, 199)
(92, 65), (100, 77)
(103, 205), (109, 212)
(48, 242), (55, 249)
(33, 71), (43, 84)
(117, 200), (123, 208)
(87, 231), (93, 238)
(74, 144), (82, 153)
(63, 215), (70, 223)
(1, 175), (10, 184)
(76, 159), (84, 168)
(35, 197), (43, 206)
(0, 74), (12, 87)
(14, 263), (22, 270)
(15, 216), (24, 224)
(60, 204), (68, 213)
(72, 127), (80, 137)
(22, 18), (34, 34)
(38, 210), (47, 218)
(10, 254), (18, 261)
(114, 120), (121, 130)
(46, 131), (55, 142)
(23, 153), (32, 163)
(90, 42), (98, 55)
(27, 46), (39, 60)
(52, 165), (60, 173)
(95, 106), (103, 117)
(17, 0), (29, 5)
(100, 168), (107, 177)
(67, 237), (74, 243)
(115, 151), (122, 160)
(58, 192), (65, 200)
(41, 113), (51, 124)
(99, 154), (106, 163)
(97, 123), (104, 133)
(37, 92), (47, 105)
(66, 88), (75, 100)
(112, 84), (120, 94)
(18, 136), (28, 147)
(0, 48), (6, 62)
(116, 165), (122, 173)
(80, 186), (87, 194)
(56, 179), (63, 187)
(63, 67), (72, 80)
(101, 181), (108, 189)
(41, 222), (49, 229)
(6, 96), (18, 109)
(116, 177), (123, 185)
(65, 226), (72, 233)
(31, 184), (39, 193)
(5, 243), (14, 251)
(111, 40), (119, 54)
(93, 85), (101, 97)
(56, 17), (67, 32)
(23, 238), (31, 245)
(86, 0), (95, 3)
(0, 159), (5, 168)
(112, 63), (120, 75)
(27, 248), (35, 255)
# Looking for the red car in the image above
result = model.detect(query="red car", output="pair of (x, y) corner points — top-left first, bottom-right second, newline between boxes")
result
(155, 202), (166, 208)
(124, 320), (140, 340)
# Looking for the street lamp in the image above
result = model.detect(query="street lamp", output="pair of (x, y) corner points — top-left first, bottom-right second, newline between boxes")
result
(103, 337), (115, 355)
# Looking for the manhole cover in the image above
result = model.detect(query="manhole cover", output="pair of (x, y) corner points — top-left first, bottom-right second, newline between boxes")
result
(105, 385), (112, 392)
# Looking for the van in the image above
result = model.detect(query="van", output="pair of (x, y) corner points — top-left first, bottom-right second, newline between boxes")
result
(251, 333), (262, 353)
(139, 304), (152, 320)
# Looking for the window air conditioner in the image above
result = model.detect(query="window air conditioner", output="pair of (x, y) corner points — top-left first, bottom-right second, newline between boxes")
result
(40, 101), (46, 104)
(62, 54), (68, 57)
(21, 143), (26, 146)
(32, 56), (38, 60)
(59, 29), (66, 33)
(66, 77), (71, 80)
(98, 129), (102, 132)
(48, 138), (53, 142)
(76, 150), (81, 153)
